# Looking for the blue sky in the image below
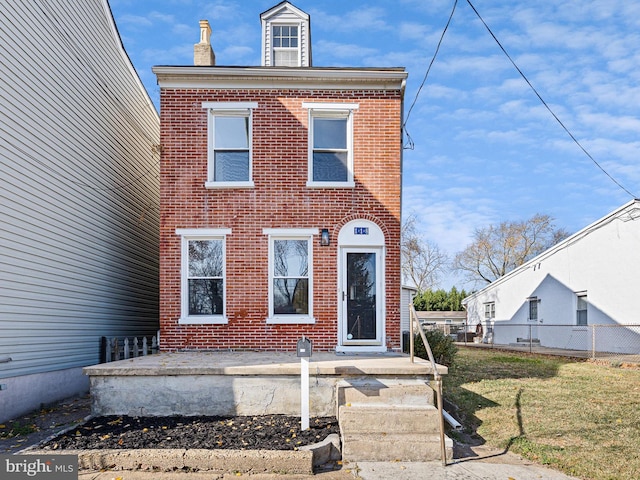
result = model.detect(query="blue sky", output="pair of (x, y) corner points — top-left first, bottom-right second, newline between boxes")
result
(109, 0), (640, 288)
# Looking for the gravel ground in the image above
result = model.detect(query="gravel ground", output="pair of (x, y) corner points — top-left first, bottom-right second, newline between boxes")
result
(40, 414), (339, 451)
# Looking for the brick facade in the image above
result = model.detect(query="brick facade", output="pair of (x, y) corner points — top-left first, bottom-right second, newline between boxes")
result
(158, 84), (403, 352)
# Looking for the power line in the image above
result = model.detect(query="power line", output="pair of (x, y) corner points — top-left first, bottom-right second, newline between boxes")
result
(403, 0), (459, 150)
(464, 0), (636, 198)
(403, 0), (637, 198)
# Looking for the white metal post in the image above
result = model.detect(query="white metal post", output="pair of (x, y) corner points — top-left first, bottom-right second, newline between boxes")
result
(301, 356), (310, 430)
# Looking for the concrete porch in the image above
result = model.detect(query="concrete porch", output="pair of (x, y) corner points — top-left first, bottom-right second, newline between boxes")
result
(84, 351), (445, 417)
(84, 351), (452, 461)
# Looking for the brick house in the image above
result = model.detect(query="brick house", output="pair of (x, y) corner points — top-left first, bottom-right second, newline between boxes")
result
(153, 2), (407, 353)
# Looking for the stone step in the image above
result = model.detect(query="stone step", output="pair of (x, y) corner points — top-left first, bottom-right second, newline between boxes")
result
(341, 432), (453, 462)
(338, 404), (440, 434)
(336, 379), (434, 409)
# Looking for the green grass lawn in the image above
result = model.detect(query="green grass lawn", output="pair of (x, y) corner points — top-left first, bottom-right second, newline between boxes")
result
(444, 347), (640, 480)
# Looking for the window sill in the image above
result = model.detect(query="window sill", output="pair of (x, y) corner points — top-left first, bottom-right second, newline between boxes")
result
(266, 316), (316, 325)
(205, 181), (255, 189)
(306, 181), (355, 189)
(178, 316), (229, 325)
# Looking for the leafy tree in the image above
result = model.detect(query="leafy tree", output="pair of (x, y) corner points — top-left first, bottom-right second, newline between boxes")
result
(414, 287), (469, 311)
(401, 215), (448, 292)
(453, 214), (569, 285)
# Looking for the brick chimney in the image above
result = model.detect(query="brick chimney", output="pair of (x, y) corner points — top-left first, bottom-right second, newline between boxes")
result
(194, 20), (215, 66)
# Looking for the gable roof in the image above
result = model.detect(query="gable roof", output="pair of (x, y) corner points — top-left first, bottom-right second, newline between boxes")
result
(462, 199), (640, 304)
(260, 1), (309, 20)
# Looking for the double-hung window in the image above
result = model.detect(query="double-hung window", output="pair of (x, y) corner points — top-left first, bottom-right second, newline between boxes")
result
(272, 24), (299, 66)
(264, 228), (317, 324)
(177, 229), (231, 324)
(484, 302), (495, 320)
(576, 293), (588, 326)
(203, 102), (257, 188)
(303, 103), (358, 187)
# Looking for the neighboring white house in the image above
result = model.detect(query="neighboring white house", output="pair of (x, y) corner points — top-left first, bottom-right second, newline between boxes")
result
(416, 311), (468, 339)
(0, 0), (159, 422)
(400, 285), (417, 350)
(463, 200), (640, 354)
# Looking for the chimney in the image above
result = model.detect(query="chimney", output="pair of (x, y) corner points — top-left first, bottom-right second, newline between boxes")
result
(194, 20), (215, 66)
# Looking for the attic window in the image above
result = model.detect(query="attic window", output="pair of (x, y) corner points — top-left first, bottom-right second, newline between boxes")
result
(272, 25), (299, 66)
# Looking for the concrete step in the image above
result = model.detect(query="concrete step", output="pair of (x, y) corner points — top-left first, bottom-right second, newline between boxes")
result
(336, 378), (434, 409)
(341, 432), (453, 462)
(336, 379), (452, 463)
(338, 404), (440, 434)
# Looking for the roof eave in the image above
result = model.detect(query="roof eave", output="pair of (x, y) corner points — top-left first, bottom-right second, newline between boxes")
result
(152, 66), (407, 90)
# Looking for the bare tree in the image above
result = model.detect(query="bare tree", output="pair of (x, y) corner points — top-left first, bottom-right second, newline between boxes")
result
(453, 213), (569, 285)
(401, 215), (449, 291)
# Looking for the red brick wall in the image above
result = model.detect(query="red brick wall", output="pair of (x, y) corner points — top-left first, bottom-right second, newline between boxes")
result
(159, 88), (402, 352)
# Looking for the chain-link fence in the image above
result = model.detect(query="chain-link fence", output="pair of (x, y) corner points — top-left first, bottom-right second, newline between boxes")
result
(447, 323), (640, 364)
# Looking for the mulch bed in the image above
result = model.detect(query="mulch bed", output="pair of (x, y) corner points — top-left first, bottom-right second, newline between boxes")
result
(41, 415), (339, 451)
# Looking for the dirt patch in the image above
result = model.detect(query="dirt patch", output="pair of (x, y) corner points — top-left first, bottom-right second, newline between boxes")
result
(0, 395), (91, 454)
(40, 415), (339, 451)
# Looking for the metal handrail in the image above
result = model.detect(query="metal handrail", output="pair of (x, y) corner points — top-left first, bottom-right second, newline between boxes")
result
(409, 303), (448, 466)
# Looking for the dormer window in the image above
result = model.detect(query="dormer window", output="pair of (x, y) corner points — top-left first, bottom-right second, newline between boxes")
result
(272, 25), (299, 67)
(261, 2), (311, 67)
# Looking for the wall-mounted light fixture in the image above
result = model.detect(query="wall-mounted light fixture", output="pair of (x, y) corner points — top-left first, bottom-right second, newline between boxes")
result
(320, 228), (330, 246)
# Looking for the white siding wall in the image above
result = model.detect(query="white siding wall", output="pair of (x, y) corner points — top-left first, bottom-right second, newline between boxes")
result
(261, 5), (310, 67)
(464, 203), (640, 351)
(0, 0), (159, 385)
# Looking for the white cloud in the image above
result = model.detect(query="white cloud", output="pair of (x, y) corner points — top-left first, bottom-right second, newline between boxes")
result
(314, 40), (378, 61)
(117, 14), (153, 28)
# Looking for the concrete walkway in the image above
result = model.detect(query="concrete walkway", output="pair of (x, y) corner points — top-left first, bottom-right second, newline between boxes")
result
(353, 458), (581, 479)
(76, 457), (581, 480)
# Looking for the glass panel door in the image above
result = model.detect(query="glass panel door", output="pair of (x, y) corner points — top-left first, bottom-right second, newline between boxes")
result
(344, 251), (378, 343)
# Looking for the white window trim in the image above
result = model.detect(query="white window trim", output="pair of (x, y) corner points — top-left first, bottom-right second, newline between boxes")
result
(202, 102), (258, 189)
(484, 302), (495, 319)
(176, 228), (232, 324)
(576, 292), (588, 327)
(263, 228), (318, 324)
(270, 21), (302, 67)
(303, 103), (359, 188)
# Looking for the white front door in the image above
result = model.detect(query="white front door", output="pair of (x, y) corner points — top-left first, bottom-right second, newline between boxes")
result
(340, 247), (383, 347)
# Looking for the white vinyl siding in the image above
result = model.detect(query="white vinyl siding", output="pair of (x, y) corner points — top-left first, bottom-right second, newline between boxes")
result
(0, 0), (159, 380)
(261, 4), (310, 67)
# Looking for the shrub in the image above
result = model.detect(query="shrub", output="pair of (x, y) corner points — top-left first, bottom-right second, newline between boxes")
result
(413, 329), (457, 367)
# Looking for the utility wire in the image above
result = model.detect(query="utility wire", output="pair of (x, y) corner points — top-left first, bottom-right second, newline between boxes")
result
(465, 0), (636, 199)
(403, 0), (458, 150)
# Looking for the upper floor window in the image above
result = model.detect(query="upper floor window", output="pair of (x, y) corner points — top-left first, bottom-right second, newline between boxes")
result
(484, 302), (495, 319)
(576, 294), (588, 326)
(176, 228), (231, 324)
(272, 25), (299, 66)
(203, 102), (257, 189)
(303, 103), (358, 188)
(264, 228), (318, 324)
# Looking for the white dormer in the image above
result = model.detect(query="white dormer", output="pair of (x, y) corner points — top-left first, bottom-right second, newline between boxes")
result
(260, 2), (311, 67)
